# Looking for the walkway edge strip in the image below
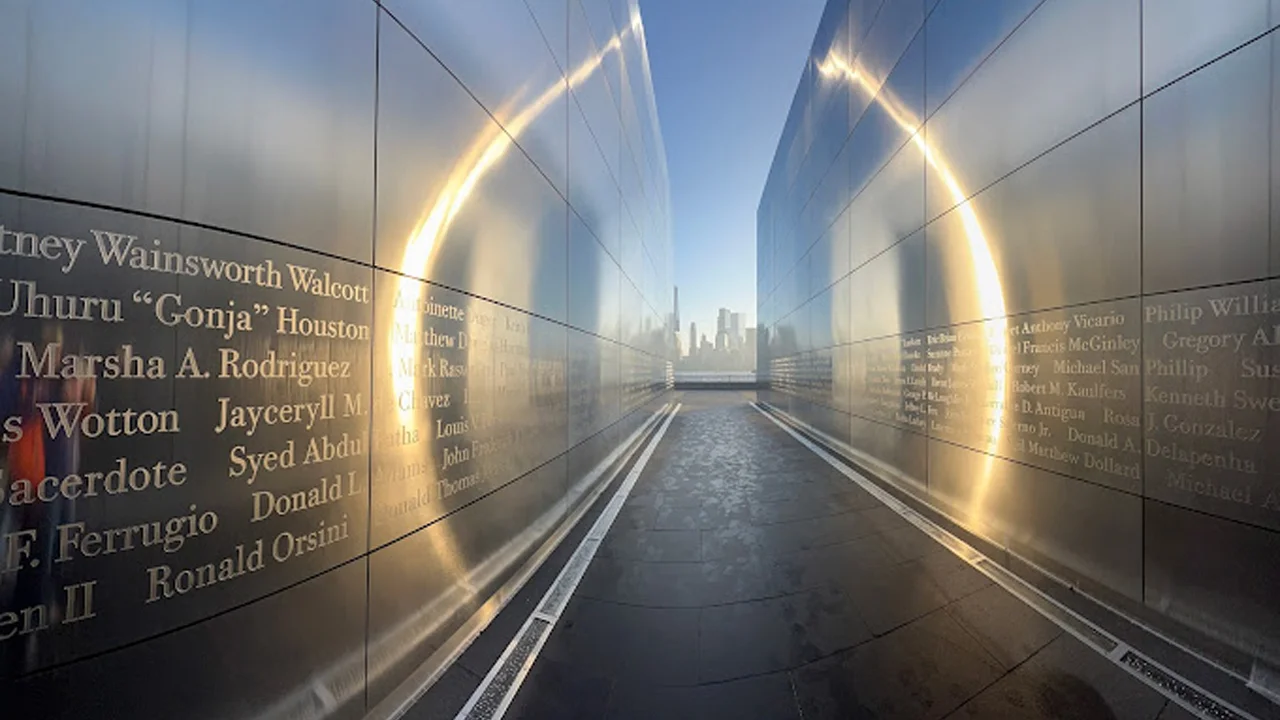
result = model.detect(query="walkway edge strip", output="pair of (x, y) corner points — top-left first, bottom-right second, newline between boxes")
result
(453, 402), (682, 720)
(752, 401), (1259, 720)
(372, 404), (670, 720)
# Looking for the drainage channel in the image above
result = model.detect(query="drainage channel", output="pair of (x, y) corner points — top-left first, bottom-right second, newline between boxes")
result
(752, 402), (1263, 720)
(452, 402), (682, 720)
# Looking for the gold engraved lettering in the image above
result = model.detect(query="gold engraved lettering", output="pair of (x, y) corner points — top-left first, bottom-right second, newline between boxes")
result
(284, 264), (369, 303)
(1161, 330), (1245, 354)
(18, 342), (165, 379)
(56, 506), (218, 561)
(1146, 439), (1257, 474)
(146, 541), (266, 603)
(1144, 302), (1202, 325)
(2, 457), (186, 504)
(213, 395), (335, 435)
(271, 517), (350, 564)
(0, 280), (121, 322)
(276, 306), (370, 340)
(219, 348), (351, 388)
(1165, 469), (1253, 505)
(229, 441), (296, 484)
(251, 472), (356, 522)
(155, 293), (253, 341)
(38, 402), (179, 438)
(92, 230), (282, 286)
(0, 225), (85, 272)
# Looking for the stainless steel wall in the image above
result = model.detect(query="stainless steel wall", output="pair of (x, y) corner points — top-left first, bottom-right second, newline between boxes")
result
(757, 0), (1280, 681)
(0, 1), (673, 716)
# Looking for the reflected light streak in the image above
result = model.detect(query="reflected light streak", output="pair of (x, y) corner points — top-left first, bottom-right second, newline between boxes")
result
(392, 27), (629, 422)
(817, 52), (1008, 517)
(378, 13), (640, 705)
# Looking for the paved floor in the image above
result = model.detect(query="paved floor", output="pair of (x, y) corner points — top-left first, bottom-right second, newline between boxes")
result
(503, 392), (1191, 720)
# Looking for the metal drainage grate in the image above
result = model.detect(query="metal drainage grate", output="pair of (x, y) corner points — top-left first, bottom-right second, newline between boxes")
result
(1120, 652), (1247, 720)
(452, 404), (684, 720)
(537, 539), (599, 617)
(464, 618), (552, 720)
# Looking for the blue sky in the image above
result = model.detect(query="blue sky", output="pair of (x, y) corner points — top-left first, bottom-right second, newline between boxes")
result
(641, 0), (826, 351)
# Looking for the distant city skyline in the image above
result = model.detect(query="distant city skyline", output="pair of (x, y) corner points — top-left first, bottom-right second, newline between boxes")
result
(642, 0), (826, 358)
(677, 302), (756, 371)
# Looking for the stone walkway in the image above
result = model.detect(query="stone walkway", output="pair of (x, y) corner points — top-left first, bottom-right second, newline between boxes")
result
(503, 391), (1187, 719)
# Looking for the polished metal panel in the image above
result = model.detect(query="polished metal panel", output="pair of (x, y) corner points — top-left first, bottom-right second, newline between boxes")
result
(0, 191), (371, 676)
(810, 0), (852, 119)
(845, 31), (925, 205)
(807, 131), (851, 251)
(847, 134), (924, 272)
(928, 299), (1143, 494)
(569, 330), (621, 446)
(761, 0), (1280, 676)
(569, 101), (623, 262)
(848, 332), (929, 434)
(1142, 280), (1280, 532)
(526, 0), (570, 72)
(927, 438), (1143, 601)
(924, 0), (1140, 222)
(568, 213), (622, 341)
(0, 0), (672, 712)
(368, 456), (569, 701)
(924, 0), (1041, 117)
(9, 558), (369, 720)
(1143, 36), (1272, 294)
(369, 269), (569, 547)
(811, 286), (835, 351)
(579, 0), (625, 113)
(857, 0), (924, 99)
(0, 0), (378, 262)
(926, 105), (1140, 327)
(376, 18), (570, 323)
(570, 0), (622, 189)
(849, 229), (925, 342)
(1145, 500), (1280, 667)
(848, 411), (928, 493)
(831, 271), (854, 347)
(812, 212), (851, 298)
(1142, 0), (1278, 94)
(832, 342), (854, 414)
(381, 0), (569, 197)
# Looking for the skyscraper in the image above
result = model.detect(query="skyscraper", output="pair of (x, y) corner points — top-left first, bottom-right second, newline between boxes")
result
(674, 286), (680, 332)
(688, 321), (698, 358)
(730, 312), (744, 350)
(717, 308), (730, 350)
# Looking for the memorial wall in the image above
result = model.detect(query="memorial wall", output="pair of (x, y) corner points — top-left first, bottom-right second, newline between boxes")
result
(758, 0), (1280, 682)
(0, 1), (673, 717)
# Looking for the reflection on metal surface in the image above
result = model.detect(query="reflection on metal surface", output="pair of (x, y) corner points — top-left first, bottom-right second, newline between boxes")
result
(760, 0), (1280, 681)
(391, 9), (640, 411)
(0, 0), (673, 715)
(816, 41), (1009, 515)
